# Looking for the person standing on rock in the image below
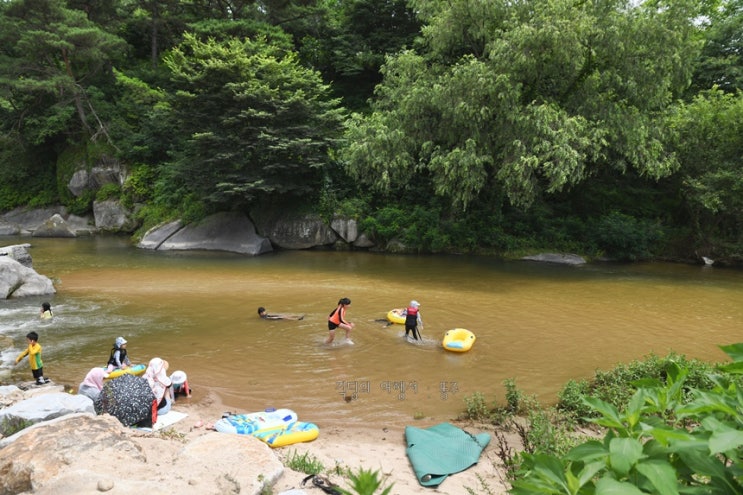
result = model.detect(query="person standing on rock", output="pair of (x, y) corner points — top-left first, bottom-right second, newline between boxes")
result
(15, 331), (49, 385)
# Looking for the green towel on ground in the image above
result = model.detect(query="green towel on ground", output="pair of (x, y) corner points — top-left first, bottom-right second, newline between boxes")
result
(405, 422), (491, 487)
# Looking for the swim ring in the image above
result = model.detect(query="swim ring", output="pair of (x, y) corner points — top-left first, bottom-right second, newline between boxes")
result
(442, 328), (476, 352)
(253, 421), (320, 448)
(214, 408), (298, 435)
(105, 364), (146, 379)
(386, 308), (406, 325)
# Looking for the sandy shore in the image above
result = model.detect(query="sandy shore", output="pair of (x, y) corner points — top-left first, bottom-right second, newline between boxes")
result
(171, 390), (512, 495)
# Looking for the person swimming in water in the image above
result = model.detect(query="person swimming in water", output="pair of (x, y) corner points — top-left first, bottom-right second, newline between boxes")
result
(257, 307), (305, 321)
(40, 302), (53, 320)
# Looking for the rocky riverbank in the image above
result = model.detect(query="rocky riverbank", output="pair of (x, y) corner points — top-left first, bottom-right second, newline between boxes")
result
(0, 381), (511, 495)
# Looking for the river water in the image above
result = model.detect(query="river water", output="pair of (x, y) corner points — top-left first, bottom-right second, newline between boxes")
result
(1, 236), (741, 428)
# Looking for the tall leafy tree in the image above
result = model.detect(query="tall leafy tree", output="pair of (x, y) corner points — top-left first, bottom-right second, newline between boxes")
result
(341, 0), (703, 210)
(690, 0), (743, 94)
(310, 0), (421, 110)
(666, 89), (743, 254)
(0, 0), (126, 145)
(160, 33), (345, 214)
(0, 0), (127, 210)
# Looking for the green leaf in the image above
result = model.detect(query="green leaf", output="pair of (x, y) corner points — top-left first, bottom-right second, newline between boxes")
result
(635, 459), (680, 495)
(702, 417), (743, 454)
(719, 343), (743, 363)
(567, 441), (609, 462)
(531, 454), (570, 492)
(584, 397), (626, 429)
(718, 361), (743, 374)
(609, 438), (643, 477)
(577, 460), (606, 488)
(595, 477), (646, 495)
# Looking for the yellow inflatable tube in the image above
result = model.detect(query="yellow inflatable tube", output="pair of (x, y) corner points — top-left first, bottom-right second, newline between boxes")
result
(386, 308), (406, 325)
(442, 328), (476, 352)
(253, 421), (319, 448)
(105, 363), (146, 379)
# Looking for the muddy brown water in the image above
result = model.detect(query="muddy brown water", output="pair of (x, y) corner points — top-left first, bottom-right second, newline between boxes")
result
(1, 236), (741, 428)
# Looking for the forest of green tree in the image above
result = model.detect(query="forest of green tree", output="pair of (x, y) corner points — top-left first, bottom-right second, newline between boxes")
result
(1, 0), (741, 264)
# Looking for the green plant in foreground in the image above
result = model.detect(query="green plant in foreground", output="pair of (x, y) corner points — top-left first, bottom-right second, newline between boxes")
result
(463, 391), (490, 420)
(284, 449), (325, 475)
(337, 467), (393, 495)
(511, 343), (743, 495)
(504, 377), (524, 414)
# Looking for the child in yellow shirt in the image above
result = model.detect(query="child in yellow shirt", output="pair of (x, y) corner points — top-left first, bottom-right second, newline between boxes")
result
(15, 331), (49, 385)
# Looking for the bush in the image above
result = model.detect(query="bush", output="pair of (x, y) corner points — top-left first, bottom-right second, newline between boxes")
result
(512, 344), (743, 495)
(557, 352), (719, 422)
(96, 183), (121, 201)
(462, 391), (491, 421)
(284, 450), (324, 474)
(592, 211), (664, 261)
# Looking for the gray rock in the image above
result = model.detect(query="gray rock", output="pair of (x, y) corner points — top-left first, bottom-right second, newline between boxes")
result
(330, 217), (358, 243)
(93, 199), (137, 233)
(67, 163), (124, 197)
(138, 220), (184, 250)
(522, 253), (586, 265)
(353, 232), (375, 249)
(65, 214), (97, 235)
(67, 169), (90, 197)
(264, 215), (338, 249)
(0, 221), (19, 235)
(0, 385), (23, 408)
(32, 213), (77, 238)
(385, 238), (412, 253)
(0, 243), (33, 267)
(0, 393), (95, 435)
(0, 256), (56, 298)
(158, 212), (272, 255)
(0, 206), (68, 235)
(0, 413), (284, 495)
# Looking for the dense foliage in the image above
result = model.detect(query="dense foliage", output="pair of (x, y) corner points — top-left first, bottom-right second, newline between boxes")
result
(0, 0), (742, 262)
(511, 343), (743, 495)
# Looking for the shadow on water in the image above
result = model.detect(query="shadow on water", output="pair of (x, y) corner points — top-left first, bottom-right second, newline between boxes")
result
(1, 236), (742, 427)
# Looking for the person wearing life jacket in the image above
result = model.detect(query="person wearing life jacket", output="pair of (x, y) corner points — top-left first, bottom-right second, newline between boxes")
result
(326, 297), (354, 345)
(405, 300), (423, 341)
(107, 336), (132, 372)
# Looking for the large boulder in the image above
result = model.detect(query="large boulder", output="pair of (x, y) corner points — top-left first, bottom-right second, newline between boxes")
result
(0, 392), (94, 436)
(93, 199), (138, 233)
(0, 207), (68, 235)
(0, 220), (19, 236)
(521, 253), (587, 265)
(0, 256), (56, 298)
(353, 232), (375, 249)
(0, 243), (33, 268)
(31, 213), (77, 238)
(254, 213), (339, 250)
(330, 217), (359, 244)
(153, 212), (272, 255)
(67, 162), (125, 198)
(0, 413), (284, 495)
(0, 207), (96, 236)
(138, 220), (184, 250)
